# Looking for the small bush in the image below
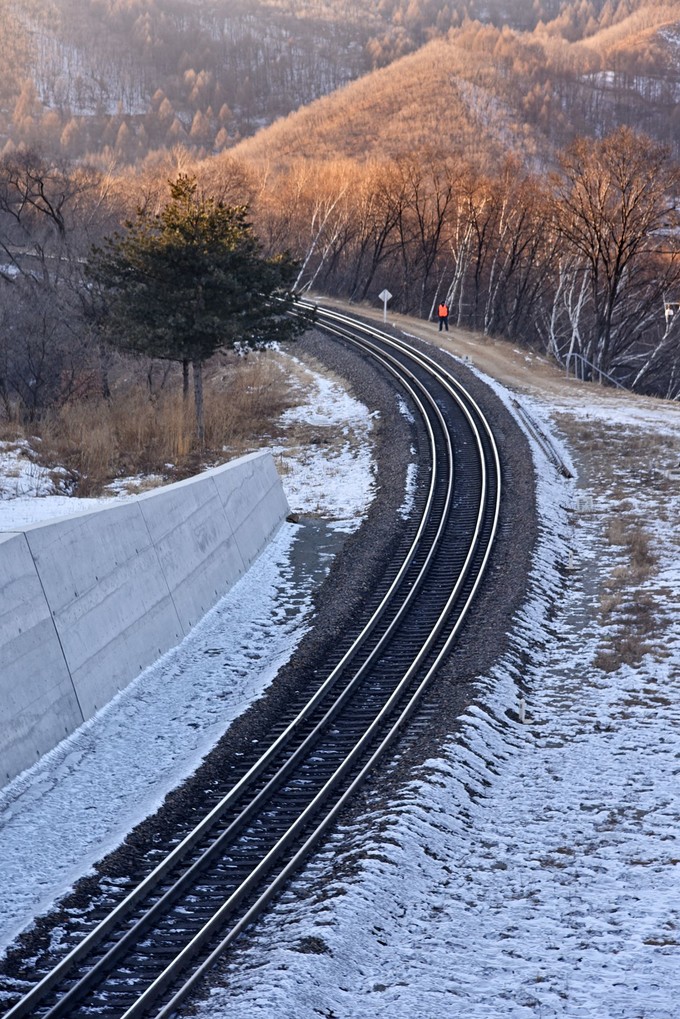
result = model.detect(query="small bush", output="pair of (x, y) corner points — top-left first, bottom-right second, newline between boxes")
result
(605, 517), (629, 545)
(605, 517), (656, 577)
(628, 528), (655, 572)
(292, 936), (331, 955)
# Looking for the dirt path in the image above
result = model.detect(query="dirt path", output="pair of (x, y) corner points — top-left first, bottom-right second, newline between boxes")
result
(315, 294), (676, 410)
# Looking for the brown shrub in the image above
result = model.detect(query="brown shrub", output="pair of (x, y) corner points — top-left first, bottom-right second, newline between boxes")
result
(28, 350), (297, 495)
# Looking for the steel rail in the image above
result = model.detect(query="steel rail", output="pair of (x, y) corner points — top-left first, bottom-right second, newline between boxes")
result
(3, 339), (448, 1019)
(3, 308), (500, 1019)
(117, 314), (498, 1017)
(26, 347), (449, 1019)
(150, 308), (503, 1019)
(306, 302), (503, 494)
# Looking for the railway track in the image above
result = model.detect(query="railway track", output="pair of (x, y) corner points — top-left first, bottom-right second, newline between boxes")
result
(2, 307), (501, 1019)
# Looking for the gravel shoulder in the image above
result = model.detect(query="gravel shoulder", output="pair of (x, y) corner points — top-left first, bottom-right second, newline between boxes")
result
(0, 313), (538, 979)
(206, 301), (678, 1019)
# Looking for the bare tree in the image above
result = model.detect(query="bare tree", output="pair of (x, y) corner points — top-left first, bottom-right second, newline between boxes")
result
(553, 127), (680, 379)
(393, 153), (458, 317)
(0, 151), (114, 419)
(344, 161), (405, 304)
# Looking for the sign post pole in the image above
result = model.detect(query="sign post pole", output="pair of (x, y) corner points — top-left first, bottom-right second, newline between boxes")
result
(379, 289), (392, 324)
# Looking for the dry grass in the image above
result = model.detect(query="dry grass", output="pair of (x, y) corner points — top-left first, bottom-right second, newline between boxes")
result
(0, 423), (21, 442)
(555, 412), (677, 674)
(595, 522), (662, 672)
(605, 518), (656, 575)
(19, 350), (298, 496)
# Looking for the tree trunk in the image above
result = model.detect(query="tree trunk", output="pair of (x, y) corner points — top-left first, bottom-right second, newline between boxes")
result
(192, 359), (205, 446)
(182, 358), (190, 400)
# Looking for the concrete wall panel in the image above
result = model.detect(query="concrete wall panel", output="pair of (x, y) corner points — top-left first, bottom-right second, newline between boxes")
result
(212, 452), (274, 529)
(0, 533), (82, 782)
(212, 452), (289, 566)
(0, 451), (288, 786)
(21, 503), (185, 719)
(233, 484), (289, 567)
(137, 473), (246, 632)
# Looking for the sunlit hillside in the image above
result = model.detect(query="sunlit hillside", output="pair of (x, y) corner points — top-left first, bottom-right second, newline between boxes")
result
(0, 0), (662, 166)
(1, 0), (679, 439)
(230, 5), (680, 171)
(229, 36), (551, 171)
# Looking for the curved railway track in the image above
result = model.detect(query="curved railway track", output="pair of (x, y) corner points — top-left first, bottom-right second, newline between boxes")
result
(2, 307), (501, 1019)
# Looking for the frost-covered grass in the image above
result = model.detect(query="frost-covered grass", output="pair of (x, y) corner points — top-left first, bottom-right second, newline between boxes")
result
(188, 380), (680, 1019)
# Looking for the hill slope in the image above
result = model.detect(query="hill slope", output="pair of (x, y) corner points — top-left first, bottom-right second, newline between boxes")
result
(0, 0), (668, 165)
(229, 7), (680, 170)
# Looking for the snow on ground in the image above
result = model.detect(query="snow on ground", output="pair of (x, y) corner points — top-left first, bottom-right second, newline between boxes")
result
(397, 396), (418, 520)
(0, 439), (165, 528)
(0, 364), (378, 954)
(189, 375), (680, 1019)
(2, 348), (679, 1019)
(272, 359), (379, 526)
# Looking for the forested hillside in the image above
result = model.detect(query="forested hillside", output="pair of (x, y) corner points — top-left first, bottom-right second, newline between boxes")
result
(1, 0), (679, 469)
(230, 5), (680, 169)
(0, 0), (661, 165)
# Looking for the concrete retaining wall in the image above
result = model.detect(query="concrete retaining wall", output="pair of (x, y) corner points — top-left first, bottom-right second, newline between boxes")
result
(0, 451), (289, 784)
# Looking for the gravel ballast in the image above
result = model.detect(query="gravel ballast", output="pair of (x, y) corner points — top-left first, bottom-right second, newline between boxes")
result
(0, 320), (538, 981)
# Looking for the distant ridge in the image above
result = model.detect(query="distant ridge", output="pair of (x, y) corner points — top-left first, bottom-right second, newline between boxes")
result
(229, 9), (680, 172)
(229, 37), (545, 170)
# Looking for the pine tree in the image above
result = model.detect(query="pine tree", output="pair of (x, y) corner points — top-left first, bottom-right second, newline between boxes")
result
(88, 174), (310, 443)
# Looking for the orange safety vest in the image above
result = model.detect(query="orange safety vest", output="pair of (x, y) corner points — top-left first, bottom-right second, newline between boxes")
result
(438, 303), (449, 317)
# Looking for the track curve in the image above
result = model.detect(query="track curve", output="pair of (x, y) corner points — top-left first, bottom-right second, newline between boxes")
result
(2, 308), (501, 1019)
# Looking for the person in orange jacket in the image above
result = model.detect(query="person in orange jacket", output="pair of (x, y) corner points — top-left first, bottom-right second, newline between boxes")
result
(438, 301), (449, 331)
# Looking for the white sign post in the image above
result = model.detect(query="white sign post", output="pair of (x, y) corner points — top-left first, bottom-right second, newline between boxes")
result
(379, 289), (392, 323)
